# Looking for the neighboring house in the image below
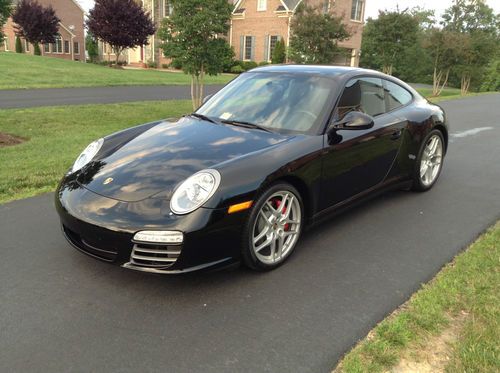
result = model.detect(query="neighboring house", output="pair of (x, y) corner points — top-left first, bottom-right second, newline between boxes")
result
(1, 0), (85, 61)
(99, 0), (172, 67)
(99, 0), (364, 67)
(231, 0), (365, 66)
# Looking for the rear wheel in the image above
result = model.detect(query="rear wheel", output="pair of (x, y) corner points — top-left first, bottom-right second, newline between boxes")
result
(412, 129), (444, 191)
(242, 183), (303, 271)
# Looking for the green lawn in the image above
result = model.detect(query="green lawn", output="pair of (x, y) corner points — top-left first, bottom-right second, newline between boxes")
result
(335, 222), (500, 373)
(0, 52), (233, 89)
(0, 100), (192, 203)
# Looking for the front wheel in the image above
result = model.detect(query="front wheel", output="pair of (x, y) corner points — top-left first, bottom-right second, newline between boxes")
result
(412, 129), (445, 191)
(242, 183), (304, 271)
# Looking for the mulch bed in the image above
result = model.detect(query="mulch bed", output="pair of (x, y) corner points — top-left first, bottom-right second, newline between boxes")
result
(0, 132), (27, 147)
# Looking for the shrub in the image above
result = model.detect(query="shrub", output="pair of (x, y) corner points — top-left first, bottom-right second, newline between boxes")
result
(272, 39), (286, 64)
(146, 59), (157, 68)
(170, 58), (182, 70)
(33, 43), (40, 55)
(230, 65), (245, 74)
(162, 63), (169, 69)
(259, 61), (270, 66)
(15, 37), (23, 53)
(242, 61), (258, 70)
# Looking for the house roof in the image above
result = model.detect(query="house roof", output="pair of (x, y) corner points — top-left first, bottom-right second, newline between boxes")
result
(282, 0), (302, 11)
(233, 0), (303, 13)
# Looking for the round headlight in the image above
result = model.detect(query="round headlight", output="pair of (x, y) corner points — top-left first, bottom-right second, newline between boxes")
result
(72, 138), (104, 173)
(170, 169), (221, 215)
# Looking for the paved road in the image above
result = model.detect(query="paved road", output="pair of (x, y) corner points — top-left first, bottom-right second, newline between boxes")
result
(0, 94), (499, 372)
(0, 85), (225, 109)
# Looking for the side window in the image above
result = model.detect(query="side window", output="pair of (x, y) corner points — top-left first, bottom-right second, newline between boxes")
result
(384, 80), (413, 111)
(337, 77), (386, 119)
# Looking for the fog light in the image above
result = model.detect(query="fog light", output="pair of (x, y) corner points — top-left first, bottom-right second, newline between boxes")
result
(133, 231), (184, 244)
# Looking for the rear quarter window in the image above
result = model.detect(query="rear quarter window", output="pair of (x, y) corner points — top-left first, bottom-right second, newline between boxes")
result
(385, 80), (413, 111)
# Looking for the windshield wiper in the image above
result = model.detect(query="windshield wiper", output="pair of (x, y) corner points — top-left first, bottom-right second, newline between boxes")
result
(220, 119), (273, 133)
(187, 113), (220, 124)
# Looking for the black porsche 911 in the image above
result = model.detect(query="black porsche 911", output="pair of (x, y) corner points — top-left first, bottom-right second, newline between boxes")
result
(55, 65), (448, 273)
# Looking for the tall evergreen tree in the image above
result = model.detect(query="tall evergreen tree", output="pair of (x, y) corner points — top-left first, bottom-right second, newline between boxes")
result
(0, 0), (11, 43)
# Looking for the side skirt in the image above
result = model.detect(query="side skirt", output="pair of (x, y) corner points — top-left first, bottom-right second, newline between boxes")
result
(308, 178), (412, 228)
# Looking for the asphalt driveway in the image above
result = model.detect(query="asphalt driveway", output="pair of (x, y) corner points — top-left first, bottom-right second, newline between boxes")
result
(0, 85), (226, 109)
(0, 94), (499, 372)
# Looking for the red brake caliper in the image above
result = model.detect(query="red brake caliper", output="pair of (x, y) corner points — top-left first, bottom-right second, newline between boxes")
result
(273, 198), (290, 231)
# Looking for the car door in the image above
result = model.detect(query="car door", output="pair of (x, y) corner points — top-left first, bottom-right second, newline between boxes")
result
(320, 77), (406, 208)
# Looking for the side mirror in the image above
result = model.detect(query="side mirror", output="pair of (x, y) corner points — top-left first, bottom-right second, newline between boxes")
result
(330, 111), (374, 132)
(202, 94), (213, 104)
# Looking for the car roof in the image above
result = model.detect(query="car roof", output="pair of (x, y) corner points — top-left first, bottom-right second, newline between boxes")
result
(248, 64), (421, 97)
(250, 64), (366, 78)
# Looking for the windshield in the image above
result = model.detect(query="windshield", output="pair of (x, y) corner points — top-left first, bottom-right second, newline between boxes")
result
(197, 72), (336, 135)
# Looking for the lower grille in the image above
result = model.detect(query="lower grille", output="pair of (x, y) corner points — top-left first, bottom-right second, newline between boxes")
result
(129, 242), (182, 268)
(63, 225), (118, 262)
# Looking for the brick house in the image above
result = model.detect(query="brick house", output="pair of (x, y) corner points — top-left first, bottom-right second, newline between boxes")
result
(101, 0), (364, 67)
(230, 0), (365, 66)
(1, 0), (85, 61)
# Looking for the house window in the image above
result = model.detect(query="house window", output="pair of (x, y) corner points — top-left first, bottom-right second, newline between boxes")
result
(53, 34), (62, 53)
(244, 36), (253, 60)
(257, 0), (266, 11)
(44, 43), (50, 53)
(323, 0), (330, 14)
(3, 39), (9, 51)
(64, 40), (70, 53)
(164, 0), (173, 17)
(269, 35), (279, 61)
(351, 0), (364, 21)
(24, 40), (30, 52)
(74, 42), (80, 55)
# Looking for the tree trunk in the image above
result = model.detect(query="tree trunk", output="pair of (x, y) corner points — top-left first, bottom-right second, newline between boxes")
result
(191, 74), (199, 111)
(461, 73), (471, 96)
(433, 67), (450, 97)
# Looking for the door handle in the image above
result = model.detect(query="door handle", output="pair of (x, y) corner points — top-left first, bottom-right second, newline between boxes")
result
(390, 129), (402, 140)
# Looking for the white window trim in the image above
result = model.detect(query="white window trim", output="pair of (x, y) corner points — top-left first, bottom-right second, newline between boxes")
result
(243, 36), (252, 61)
(351, 0), (365, 22)
(257, 0), (267, 12)
(267, 35), (278, 62)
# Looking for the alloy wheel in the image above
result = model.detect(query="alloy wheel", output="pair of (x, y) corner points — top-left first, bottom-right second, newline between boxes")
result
(420, 134), (443, 186)
(252, 191), (302, 265)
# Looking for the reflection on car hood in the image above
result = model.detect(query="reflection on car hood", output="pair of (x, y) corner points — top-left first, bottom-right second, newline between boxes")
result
(77, 117), (291, 202)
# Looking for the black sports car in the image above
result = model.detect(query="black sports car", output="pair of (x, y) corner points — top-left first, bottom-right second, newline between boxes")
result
(56, 65), (448, 273)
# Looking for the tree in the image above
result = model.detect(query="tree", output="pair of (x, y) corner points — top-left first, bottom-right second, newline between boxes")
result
(271, 39), (286, 64)
(86, 33), (99, 63)
(158, 0), (234, 109)
(11, 0), (60, 52)
(441, 0), (499, 35)
(423, 28), (463, 96)
(441, 0), (499, 94)
(86, 0), (156, 66)
(15, 36), (23, 53)
(0, 0), (12, 43)
(288, 4), (350, 64)
(360, 9), (420, 75)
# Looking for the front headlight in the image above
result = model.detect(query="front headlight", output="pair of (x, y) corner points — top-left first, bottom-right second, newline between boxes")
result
(170, 169), (221, 215)
(71, 138), (104, 173)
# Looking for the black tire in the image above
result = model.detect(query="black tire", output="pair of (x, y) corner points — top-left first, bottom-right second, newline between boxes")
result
(411, 129), (445, 192)
(241, 183), (304, 271)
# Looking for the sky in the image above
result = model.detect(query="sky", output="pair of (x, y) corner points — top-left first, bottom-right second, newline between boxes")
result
(76, 0), (500, 20)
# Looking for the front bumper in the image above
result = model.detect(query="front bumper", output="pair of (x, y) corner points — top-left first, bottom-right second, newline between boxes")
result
(55, 180), (245, 274)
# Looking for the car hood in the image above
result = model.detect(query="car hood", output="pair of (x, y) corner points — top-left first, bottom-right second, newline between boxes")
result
(77, 117), (291, 202)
